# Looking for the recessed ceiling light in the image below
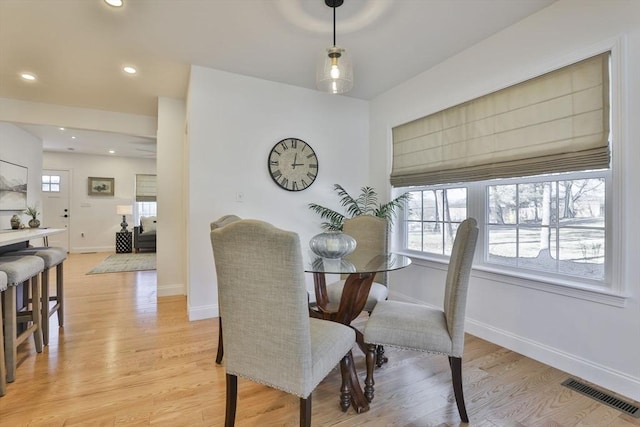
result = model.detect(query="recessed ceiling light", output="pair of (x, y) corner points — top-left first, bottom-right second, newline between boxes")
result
(104, 0), (123, 7)
(109, 150), (116, 154)
(123, 66), (137, 75)
(71, 136), (76, 139)
(20, 72), (36, 81)
(59, 127), (65, 131)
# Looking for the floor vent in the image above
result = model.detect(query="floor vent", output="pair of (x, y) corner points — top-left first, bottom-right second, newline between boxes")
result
(562, 378), (639, 418)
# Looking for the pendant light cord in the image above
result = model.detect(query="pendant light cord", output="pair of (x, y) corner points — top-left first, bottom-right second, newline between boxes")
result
(333, 6), (336, 47)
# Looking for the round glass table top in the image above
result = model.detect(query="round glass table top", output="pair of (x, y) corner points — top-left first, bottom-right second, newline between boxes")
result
(305, 252), (411, 275)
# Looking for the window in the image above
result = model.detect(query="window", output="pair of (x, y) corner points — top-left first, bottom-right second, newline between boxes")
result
(135, 174), (157, 225)
(42, 175), (60, 192)
(406, 187), (467, 255)
(393, 51), (618, 295)
(399, 169), (609, 285)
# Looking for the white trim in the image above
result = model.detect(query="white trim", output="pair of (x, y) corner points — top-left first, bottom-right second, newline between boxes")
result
(157, 283), (184, 297)
(466, 318), (640, 402)
(188, 303), (218, 321)
(400, 254), (627, 307)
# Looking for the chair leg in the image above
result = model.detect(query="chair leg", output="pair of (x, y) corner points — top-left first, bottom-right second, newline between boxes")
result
(56, 262), (64, 326)
(3, 286), (17, 382)
(31, 276), (43, 353)
(364, 344), (377, 403)
(0, 292), (6, 396)
(375, 344), (388, 367)
(449, 356), (469, 422)
(41, 267), (51, 346)
(216, 317), (224, 364)
(300, 396), (311, 427)
(225, 373), (237, 427)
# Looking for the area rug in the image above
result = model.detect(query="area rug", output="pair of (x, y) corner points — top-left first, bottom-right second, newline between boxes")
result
(87, 253), (156, 274)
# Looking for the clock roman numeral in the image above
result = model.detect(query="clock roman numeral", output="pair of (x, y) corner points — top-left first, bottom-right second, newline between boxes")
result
(291, 139), (297, 149)
(301, 179), (308, 188)
(307, 172), (316, 180)
(292, 181), (298, 191)
(281, 177), (289, 188)
(270, 160), (279, 166)
(280, 141), (288, 150)
(309, 163), (318, 169)
(272, 170), (282, 179)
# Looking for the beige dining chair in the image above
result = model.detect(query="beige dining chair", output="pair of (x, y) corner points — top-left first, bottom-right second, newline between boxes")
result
(210, 219), (357, 426)
(210, 214), (242, 365)
(363, 218), (479, 422)
(0, 271), (7, 396)
(325, 215), (389, 312)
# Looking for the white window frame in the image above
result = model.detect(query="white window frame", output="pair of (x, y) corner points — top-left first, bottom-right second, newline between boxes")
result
(392, 40), (627, 307)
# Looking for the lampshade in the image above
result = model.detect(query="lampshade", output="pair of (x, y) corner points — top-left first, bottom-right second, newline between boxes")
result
(317, 46), (353, 94)
(316, 0), (353, 94)
(116, 205), (133, 216)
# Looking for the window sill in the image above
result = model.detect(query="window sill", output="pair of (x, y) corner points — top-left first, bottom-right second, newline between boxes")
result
(395, 250), (628, 307)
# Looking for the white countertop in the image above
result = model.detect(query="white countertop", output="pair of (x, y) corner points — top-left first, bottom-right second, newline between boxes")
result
(0, 228), (66, 247)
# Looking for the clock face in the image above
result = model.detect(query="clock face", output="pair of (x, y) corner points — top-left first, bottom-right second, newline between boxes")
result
(268, 138), (318, 191)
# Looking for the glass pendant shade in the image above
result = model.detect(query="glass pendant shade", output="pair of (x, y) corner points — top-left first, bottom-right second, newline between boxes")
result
(309, 231), (357, 259)
(317, 46), (353, 94)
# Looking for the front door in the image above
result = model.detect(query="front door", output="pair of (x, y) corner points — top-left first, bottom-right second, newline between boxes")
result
(41, 169), (70, 252)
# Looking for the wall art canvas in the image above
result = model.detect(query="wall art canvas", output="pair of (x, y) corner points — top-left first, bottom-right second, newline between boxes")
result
(0, 160), (28, 210)
(88, 177), (115, 196)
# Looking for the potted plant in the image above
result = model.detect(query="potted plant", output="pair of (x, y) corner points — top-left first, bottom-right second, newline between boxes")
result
(308, 184), (411, 231)
(25, 205), (41, 228)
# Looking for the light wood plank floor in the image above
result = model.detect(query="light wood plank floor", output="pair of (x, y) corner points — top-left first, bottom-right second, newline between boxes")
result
(1, 252), (638, 426)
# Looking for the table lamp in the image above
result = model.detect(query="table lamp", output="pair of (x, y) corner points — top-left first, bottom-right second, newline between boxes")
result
(116, 205), (133, 232)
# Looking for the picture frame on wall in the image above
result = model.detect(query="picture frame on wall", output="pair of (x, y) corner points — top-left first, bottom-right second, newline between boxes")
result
(88, 177), (115, 196)
(0, 159), (28, 210)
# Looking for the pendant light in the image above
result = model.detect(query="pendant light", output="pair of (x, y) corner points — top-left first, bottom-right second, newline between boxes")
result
(316, 0), (353, 94)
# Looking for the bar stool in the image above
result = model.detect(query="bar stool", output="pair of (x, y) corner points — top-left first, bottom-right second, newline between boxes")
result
(0, 271), (7, 396)
(3, 247), (66, 345)
(0, 255), (44, 383)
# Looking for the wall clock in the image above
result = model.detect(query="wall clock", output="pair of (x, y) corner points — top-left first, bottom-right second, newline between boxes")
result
(268, 138), (318, 191)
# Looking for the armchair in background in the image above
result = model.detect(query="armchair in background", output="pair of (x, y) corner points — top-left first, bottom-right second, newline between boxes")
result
(133, 216), (157, 253)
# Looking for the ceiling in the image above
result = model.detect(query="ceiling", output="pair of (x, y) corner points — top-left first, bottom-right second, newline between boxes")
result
(0, 0), (556, 158)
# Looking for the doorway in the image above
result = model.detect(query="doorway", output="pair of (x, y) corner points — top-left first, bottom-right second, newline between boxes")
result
(41, 169), (70, 252)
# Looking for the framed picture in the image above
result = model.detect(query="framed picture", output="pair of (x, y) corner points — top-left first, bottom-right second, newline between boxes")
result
(88, 177), (114, 196)
(0, 160), (28, 210)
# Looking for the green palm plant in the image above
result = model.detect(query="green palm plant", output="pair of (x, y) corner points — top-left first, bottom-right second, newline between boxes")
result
(308, 184), (411, 231)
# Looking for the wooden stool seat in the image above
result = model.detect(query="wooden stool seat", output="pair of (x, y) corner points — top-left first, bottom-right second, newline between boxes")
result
(0, 255), (45, 384)
(4, 247), (66, 345)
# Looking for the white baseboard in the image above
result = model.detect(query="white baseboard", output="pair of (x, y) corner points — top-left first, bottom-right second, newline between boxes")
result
(70, 246), (114, 253)
(157, 283), (184, 297)
(188, 304), (218, 321)
(466, 319), (640, 402)
(387, 290), (640, 401)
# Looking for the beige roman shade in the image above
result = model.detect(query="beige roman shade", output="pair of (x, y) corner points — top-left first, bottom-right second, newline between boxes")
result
(391, 52), (610, 187)
(135, 174), (156, 202)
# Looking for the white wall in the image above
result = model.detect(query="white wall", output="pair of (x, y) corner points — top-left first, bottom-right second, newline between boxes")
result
(0, 122), (43, 230)
(370, 1), (640, 400)
(157, 97), (186, 296)
(186, 66), (369, 321)
(43, 151), (156, 252)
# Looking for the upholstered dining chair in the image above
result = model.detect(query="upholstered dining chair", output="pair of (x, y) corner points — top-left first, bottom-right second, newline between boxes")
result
(325, 215), (389, 312)
(0, 271), (7, 396)
(210, 219), (357, 426)
(210, 214), (242, 365)
(363, 218), (479, 423)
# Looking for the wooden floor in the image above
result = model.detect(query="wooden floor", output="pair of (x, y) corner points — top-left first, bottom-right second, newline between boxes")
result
(1, 252), (638, 426)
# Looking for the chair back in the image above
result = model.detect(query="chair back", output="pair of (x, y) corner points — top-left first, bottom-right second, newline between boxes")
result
(443, 218), (478, 356)
(210, 214), (242, 231)
(342, 215), (388, 285)
(210, 219), (313, 397)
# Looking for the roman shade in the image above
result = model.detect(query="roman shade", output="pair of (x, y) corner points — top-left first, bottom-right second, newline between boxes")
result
(135, 174), (156, 202)
(391, 52), (610, 187)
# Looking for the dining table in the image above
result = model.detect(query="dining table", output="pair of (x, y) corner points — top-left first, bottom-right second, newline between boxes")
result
(305, 251), (412, 413)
